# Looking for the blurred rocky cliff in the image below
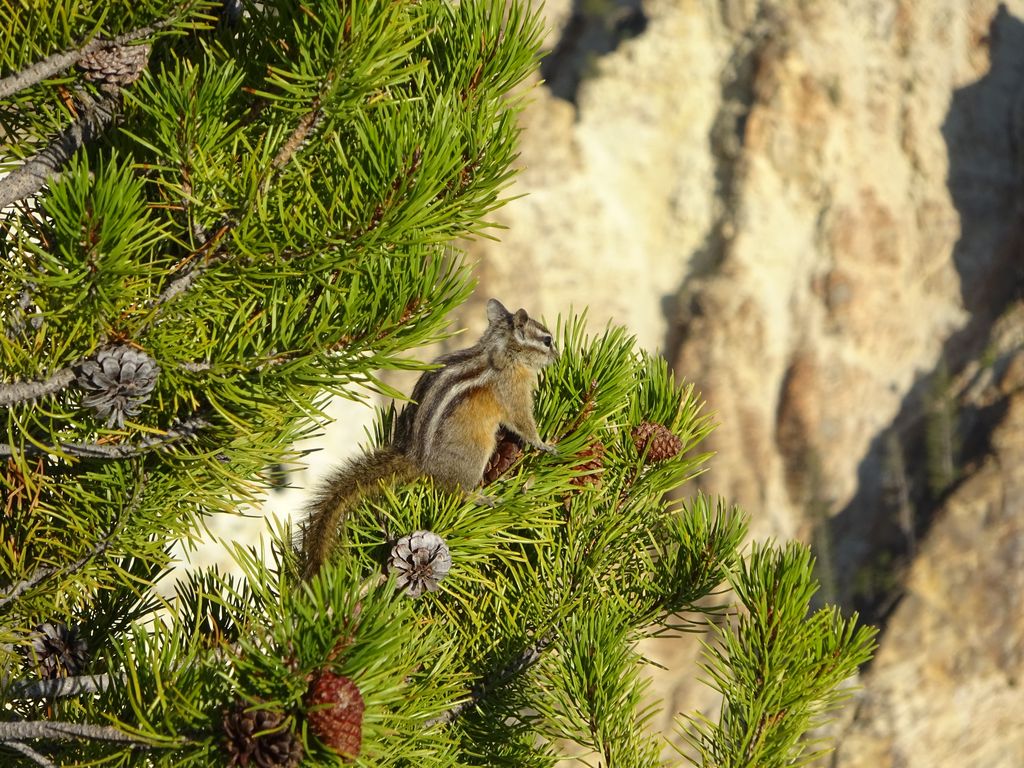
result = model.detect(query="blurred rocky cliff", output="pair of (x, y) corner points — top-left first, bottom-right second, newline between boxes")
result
(462, 0), (1024, 764)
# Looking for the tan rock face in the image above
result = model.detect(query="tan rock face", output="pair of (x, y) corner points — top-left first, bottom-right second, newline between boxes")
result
(833, 377), (1024, 768)
(470, 0), (1024, 763)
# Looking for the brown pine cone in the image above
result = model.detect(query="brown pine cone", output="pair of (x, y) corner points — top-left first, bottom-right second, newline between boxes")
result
(77, 43), (151, 88)
(223, 704), (302, 768)
(569, 441), (605, 488)
(305, 671), (364, 759)
(483, 428), (524, 485)
(631, 422), (683, 463)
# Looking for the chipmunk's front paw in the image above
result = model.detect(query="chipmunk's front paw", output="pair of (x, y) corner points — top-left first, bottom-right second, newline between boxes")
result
(535, 441), (558, 456)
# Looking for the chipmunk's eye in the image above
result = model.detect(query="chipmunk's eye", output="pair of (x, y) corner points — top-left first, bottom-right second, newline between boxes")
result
(542, 335), (553, 348)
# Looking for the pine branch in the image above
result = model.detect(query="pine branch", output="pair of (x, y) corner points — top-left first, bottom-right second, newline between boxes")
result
(425, 632), (555, 728)
(0, 92), (120, 210)
(5, 740), (57, 768)
(0, 5), (202, 210)
(10, 674), (113, 700)
(0, 14), (184, 99)
(0, 368), (77, 407)
(0, 720), (156, 745)
(0, 416), (207, 459)
(149, 97), (326, 312)
(0, 473), (143, 609)
(0, 332), (311, 408)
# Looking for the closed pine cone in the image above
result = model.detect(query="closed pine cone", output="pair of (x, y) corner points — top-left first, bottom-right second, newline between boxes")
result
(631, 422), (682, 463)
(305, 671), (364, 759)
(569, 441), (605, 487)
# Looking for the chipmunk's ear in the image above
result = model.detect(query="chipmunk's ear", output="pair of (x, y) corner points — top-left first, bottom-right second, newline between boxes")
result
(513, 308), (529, 328)
(486, 298), (511, 325)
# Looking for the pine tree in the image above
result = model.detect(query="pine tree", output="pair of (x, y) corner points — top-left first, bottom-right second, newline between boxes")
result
(1, 2), (875, 766)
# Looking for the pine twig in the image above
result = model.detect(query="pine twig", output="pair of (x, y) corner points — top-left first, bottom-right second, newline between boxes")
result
(148, 222), (232, 311)
(11, 674), (113, 700)
(1, 351), (223, 407)
(0, 545), (99, 609)
(424, 632), (555, 728)
(0, 92), (120, 209)
(0, 416), (207, 460)
(0, 338), (296, 408)
(267, 100), (323, 176)
(0, 720), (155, 745)
(0, 368), (77, 407)
(147, 99), (325, 312)
(558, 378), (599, 441)
(5, 740), (57, 768)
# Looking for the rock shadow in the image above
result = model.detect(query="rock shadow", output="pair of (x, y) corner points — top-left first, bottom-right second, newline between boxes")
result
(823, 3), (1024, 626)
(540, 0), (648, 104)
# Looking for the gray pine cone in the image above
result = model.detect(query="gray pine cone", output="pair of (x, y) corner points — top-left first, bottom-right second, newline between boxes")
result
(25, 622), (89, 679)
(388, 530), (451, 598)
(77, 43), (151, 88)
(77, 345), (160, 428)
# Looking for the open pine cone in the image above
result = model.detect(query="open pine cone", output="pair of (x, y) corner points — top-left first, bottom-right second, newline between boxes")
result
(23, 622), (89, 679)
(223, 705), (302, 768)
(76, 344), (160, 427)
(77, 43), (151, 88)
(388, 530), (451, 598)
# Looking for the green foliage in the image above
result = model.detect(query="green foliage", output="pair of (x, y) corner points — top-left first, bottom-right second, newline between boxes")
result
(679, 543), (877, 768)
(924, 357), (959, 497)
(2, 0), (538, 624)
(1, 1), (872, 766)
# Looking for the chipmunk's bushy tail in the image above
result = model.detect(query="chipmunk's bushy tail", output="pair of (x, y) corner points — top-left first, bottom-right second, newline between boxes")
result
(299, 448), (416, 580)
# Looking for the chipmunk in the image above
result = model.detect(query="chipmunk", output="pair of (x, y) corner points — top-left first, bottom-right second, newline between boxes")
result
(299, 298), (558, 579)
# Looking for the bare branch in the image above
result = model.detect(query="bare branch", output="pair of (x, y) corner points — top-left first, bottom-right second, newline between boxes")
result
(11, 673), (113, 700)
(0, 416), (207, 460)
(0, 92), (120, 210)
(0, 720), (156, 745)
(5, 740), (58, 768)
(0, 46), (99, 101)
(424, 632), (554, 728)
(0, 368), (76, 408)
